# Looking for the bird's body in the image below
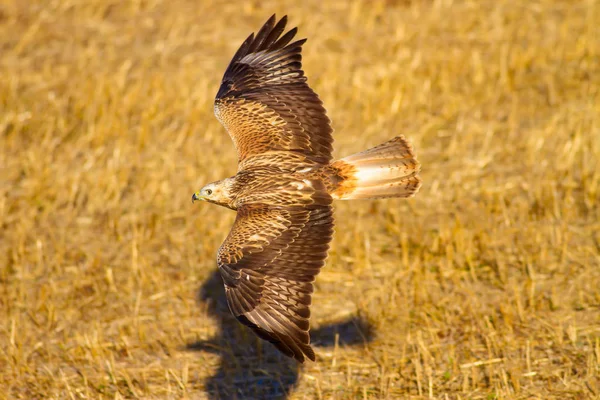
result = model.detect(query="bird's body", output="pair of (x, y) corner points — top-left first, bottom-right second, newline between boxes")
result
(206, 167), (321, 210)
(193, 15), (422, 363)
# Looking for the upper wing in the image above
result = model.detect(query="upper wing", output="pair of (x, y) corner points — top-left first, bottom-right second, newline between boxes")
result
(214, 15), (333, 167)
(217, 202), (334, 362)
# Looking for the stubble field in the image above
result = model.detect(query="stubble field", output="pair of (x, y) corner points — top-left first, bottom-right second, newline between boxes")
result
(1, 0), (599, 398)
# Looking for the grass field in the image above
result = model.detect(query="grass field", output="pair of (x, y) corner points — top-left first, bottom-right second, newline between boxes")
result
(1, 0), (599, 398)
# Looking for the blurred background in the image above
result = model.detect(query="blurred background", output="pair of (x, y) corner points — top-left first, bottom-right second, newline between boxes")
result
(1, 0), (599, 398)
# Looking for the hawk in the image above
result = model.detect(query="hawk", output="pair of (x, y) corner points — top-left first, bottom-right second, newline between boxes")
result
(192, 15), (421, 362)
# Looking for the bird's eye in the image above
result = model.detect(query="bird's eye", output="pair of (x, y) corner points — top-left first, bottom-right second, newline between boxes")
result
(206, 189), (212, 195)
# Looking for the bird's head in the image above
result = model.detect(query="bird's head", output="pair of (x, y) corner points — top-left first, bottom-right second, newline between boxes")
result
(192, 179), (235, 209)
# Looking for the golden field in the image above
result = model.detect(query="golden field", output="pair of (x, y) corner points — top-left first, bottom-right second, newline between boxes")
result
(1, 0), (599, 398)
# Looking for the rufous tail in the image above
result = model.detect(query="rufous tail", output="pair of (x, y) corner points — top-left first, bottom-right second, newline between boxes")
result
(328, 136), (422, 200)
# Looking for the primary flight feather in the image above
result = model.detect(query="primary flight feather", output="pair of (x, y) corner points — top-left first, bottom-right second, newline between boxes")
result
(193, 15), (422, 363)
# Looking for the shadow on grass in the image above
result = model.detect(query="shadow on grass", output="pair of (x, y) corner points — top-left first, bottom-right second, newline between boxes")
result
(187, 269), (373, 399)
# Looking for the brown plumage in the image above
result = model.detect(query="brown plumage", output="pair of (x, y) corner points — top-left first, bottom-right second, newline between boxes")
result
(192, 15), (422, 363)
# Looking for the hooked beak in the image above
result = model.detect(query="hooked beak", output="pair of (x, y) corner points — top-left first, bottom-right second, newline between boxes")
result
(192, 192), (204, 203)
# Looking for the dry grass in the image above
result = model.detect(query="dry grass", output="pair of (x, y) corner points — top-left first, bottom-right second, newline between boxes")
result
(1, 0), (599, 398)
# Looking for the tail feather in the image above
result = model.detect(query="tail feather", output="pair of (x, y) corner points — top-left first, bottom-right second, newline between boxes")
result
(328, 136), (421, 200)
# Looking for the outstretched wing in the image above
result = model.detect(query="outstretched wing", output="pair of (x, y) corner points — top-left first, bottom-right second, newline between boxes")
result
(214, 15), (333, 167)
(217, 202), (334, 362)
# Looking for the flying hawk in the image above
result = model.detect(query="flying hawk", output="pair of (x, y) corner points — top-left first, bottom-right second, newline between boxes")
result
(192, 15), (422, 363)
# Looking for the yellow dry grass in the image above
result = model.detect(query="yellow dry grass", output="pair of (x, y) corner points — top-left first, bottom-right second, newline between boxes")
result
(1, 0), (599, 398)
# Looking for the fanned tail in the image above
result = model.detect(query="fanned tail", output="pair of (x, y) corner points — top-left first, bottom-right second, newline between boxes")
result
(327, 136), (422, 200)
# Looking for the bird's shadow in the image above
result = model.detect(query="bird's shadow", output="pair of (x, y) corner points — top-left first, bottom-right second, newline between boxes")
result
(186, 269), (374, 400)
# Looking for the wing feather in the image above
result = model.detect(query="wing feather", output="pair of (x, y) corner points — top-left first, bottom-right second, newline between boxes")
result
(215, 15), (333, 167)
(217, 202), (334, 362)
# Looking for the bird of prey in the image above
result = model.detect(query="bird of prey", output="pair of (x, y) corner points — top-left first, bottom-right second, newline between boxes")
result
(192, 15), (421, 363)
